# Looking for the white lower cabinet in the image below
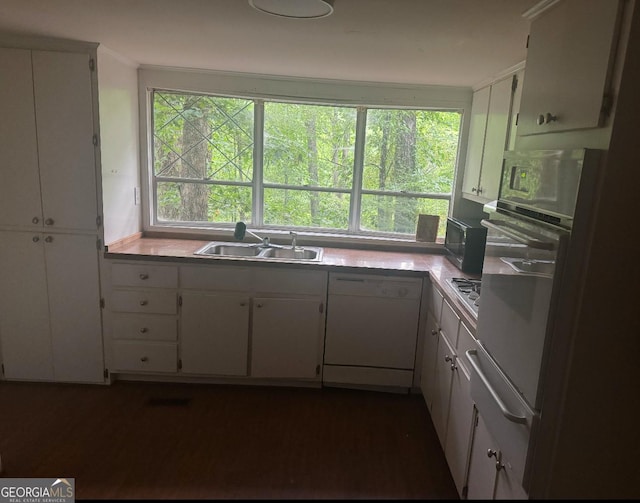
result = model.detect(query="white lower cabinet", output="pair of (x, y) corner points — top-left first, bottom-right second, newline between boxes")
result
(420, 280), (480, 499)
(466, 409), (528, 500)
(107, 262), (179, 374)
(251, 297), (323, 379)
(0, 231), (104, 383)
(180, 292), (250, 376)
(444, 358), (474, 497)
(105, 262), (328, 381)
(178, 265), (326, 381)
(112, 341), (177, 373)
(420, 314), (440, 410)
(432, 331), (455, 445)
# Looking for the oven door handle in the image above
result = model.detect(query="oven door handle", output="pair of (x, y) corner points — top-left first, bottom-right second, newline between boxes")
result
(466, 349), (528, 424)
(481, 219), (555, 250)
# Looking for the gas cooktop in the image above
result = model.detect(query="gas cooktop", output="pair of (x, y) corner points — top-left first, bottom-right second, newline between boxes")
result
(446, 277), (481, 318)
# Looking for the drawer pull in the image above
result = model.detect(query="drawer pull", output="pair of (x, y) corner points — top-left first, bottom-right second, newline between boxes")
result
(139, 273), (149, 280)
(139, 327), (148, 333)
(139, 300), (148, 306)
(140, 356), (149, 362)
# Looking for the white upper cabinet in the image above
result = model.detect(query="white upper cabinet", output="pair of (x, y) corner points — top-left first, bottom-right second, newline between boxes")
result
(461, 86), (490, 199)
(462, 69), (522, 203)
(0, 48), (41, 228)
(0, 48), (98, 232)
(517, 0), (622, 136)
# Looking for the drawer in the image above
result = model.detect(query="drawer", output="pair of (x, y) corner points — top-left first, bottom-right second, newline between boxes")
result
(112, 263), (178, 288)
(255, 267), (328, 296)
(440, 298), (461, 348)
(112, 341), (178, 373)
(180, 264), (252, 291)
(111, 313), (178, 341)
(456, 321), (476, 374)
(429, 283), (444, 320)
(110, 290), (178, 314)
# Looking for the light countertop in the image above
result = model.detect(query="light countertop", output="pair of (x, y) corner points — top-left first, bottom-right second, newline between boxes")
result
(105, 236), (480, 329)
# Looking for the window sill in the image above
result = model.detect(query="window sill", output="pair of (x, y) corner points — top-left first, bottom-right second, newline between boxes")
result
(143, 225), (445, 254)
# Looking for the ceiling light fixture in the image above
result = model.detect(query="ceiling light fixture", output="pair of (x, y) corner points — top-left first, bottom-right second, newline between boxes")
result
(249, 0), (334, 19)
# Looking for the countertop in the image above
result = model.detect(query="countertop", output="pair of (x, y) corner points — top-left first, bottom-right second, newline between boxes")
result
(105, 236), (480, 329)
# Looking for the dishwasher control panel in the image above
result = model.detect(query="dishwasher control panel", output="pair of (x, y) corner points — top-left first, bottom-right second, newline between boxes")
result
(328, 273), (422, 299)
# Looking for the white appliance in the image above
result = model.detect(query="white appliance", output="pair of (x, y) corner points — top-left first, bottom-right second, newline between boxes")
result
(323, 272), (422, 389)
(466, 149), (603, 491)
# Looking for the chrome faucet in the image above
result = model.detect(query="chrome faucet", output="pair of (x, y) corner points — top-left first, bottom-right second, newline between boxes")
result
(290, 231), (298, 249)
(234, 222), (270, 247)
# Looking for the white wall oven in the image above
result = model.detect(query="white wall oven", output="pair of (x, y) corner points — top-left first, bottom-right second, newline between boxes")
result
(466, 149), (603, 492)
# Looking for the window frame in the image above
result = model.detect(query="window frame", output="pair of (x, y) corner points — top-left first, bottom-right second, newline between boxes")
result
(139, 67), (473, 247)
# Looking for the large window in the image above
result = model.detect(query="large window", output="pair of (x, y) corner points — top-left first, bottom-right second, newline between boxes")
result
(151, 90), (461, 239)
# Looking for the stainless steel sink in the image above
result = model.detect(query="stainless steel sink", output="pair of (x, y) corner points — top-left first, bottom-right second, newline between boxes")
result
(260, 247), (323, 261)
(194, 241), (323, 262)
(194, 243), (262, 257)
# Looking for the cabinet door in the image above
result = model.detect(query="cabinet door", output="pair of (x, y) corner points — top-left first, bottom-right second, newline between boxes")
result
(251, 297), (323, 379)
(444, 363), (474, 497)
(462, 86), (490, 196)
(517, 0), (621, 135)
(0, 48), (42, 228)
(180, 292), (249, 376)
(0, 231), (53, 381)
(507, 69), (525, 151)
(420, 314), (439, 411)
(45, 233), (104, 383)
(33, 50), (98, 232)
(494, 460), (529, 500)
(466, 410), (498, 499)
(478, 75), (515, 201)
(431, 332), (455, 446)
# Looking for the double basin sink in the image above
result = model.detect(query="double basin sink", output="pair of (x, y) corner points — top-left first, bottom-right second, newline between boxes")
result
(194, 241), (324, 262)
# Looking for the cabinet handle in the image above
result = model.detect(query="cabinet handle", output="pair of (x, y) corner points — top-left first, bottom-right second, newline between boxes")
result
(477, 187), (483, 194)
(139, 300), (148, 306)
(139, 327), (148, 333)
(256, 303), (264, 308)
(450, 362), (457, 371)
(471, 187), (477, 193)
(240, 302), (247, 307)
(431, 329), (438, 336)
(32, 236), (40, 243)
(139, 273), (149, 280)
(487, 449), (498, 459)
(44, 218), (54, 226)
(537, 112), (558, 125)
(32, 217), (39, 224)
(44, 236), (53, 243)
(140, 356), (149, 362)
(444, 354), (453, 363)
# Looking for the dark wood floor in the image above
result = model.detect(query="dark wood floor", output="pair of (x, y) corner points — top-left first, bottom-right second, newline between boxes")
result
(0, 380), (458, 500)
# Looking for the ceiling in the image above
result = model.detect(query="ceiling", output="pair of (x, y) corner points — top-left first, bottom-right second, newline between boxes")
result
(0, 0), (539, 87)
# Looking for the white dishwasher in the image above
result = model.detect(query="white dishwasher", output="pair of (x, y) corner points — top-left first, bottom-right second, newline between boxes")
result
(323, 272), (423, 390)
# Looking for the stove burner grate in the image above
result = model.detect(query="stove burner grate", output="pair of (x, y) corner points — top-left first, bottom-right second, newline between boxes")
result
(448, 277), (482, 318)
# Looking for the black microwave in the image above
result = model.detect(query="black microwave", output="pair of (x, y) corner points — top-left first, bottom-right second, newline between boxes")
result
(444, 217), (487, 274)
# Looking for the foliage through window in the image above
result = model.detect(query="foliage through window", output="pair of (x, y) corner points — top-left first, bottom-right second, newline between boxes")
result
(152, 90), (461, 239)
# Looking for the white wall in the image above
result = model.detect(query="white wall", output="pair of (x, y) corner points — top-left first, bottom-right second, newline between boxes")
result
(97, 45), (141, 245)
